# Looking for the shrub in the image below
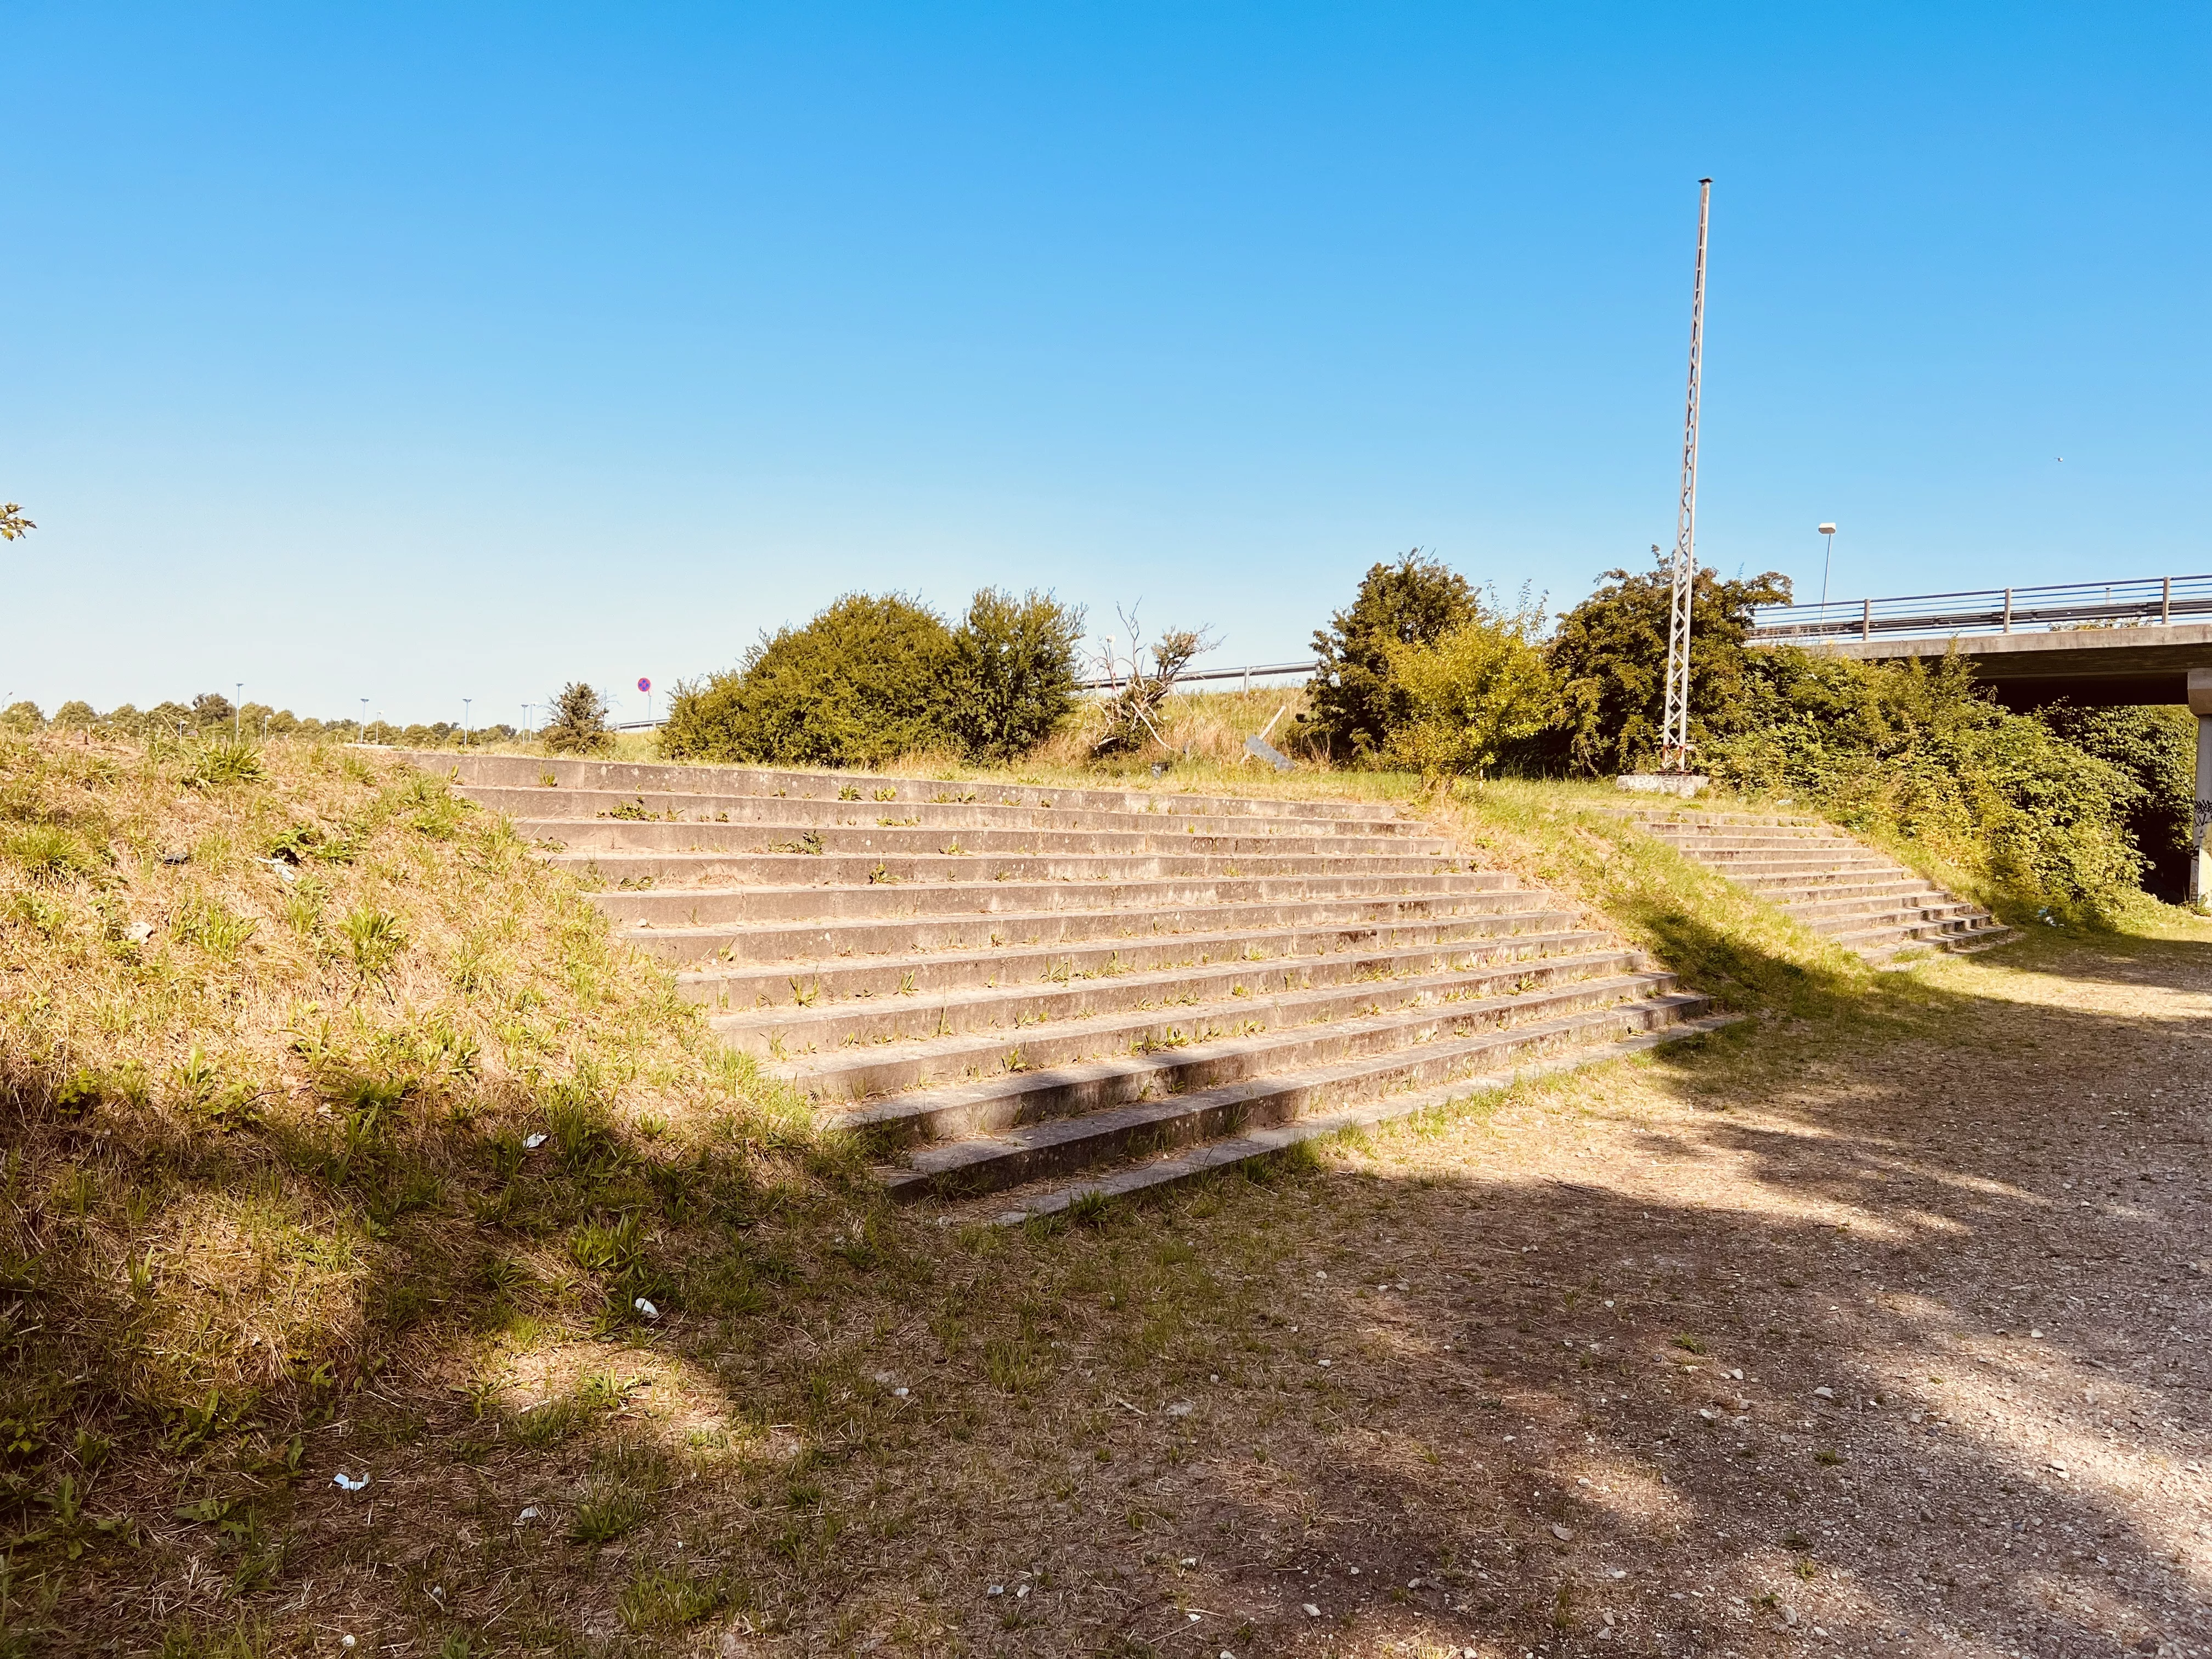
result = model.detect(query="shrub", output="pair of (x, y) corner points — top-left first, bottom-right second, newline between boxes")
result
(667, 591), (1088, 768)
(51, 701), (95, 733)
(1542, 550), (1792, 776)
(2039, 702), (2199, 900)
(1302, 551), (1478, 759)
(1091, 623), (1211, 757)
(945, 588), (1085, 761)
(542, 682), (614, 755)
(1, 700), (44, 734)
(1708, 650), (2146, 921)
(1378, 599), (1556, 779)
(184, 739), (265, 789)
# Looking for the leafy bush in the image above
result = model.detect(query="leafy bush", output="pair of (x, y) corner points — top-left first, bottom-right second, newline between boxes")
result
(1377, 598), (1556, 778)
(1542, 550), (1791, 776)
(1302, 551), (1478, 759)
(2039, 702), (2199, 900)
(542, 682), (614, 755)
(662, 589), (1085, 767)
(663, 594), (953, 767)
(1708, 650), (2146, 921)
(946, 588), (1085, 761)
(185, 739), (266, 789)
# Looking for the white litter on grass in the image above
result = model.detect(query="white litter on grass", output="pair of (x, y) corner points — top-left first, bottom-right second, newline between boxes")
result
(125, 921), (155, 945)
(634, 1297), (659, 1318)
(332, 1472), (368, 1492)
(986, 1585), (1004, 1598)
(524, 1132), (547, 1149)
(517, 1506), (541, 1522)
(1302, 1604), (1322, 1618)
(894, 1387), (909, 1398)
(1167, 1402), (1194, 1417)
(1813, 1386), (1835, 1400)
(340, 1638), (357, 1651)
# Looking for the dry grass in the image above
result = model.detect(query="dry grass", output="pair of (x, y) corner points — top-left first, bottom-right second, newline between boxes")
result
(7, 734), (2208, 1658)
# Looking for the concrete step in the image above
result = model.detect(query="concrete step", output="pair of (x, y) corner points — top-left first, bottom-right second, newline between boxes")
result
(678, 913), (1599, 1008)
(589, 868), (1515, 930)
(1828, 913), (2006, 953)
(462, 785), (1438, 841)
(835, 972), (1691, 1149)
(1660, 849), (1895, 872)
(873, 991), (1715, 1203)
(723, 941), (1642, 1054)
(512, 815), (1453, 860)
(1779, 888), (1963, 922)
(1645, 833), (1860, 853)
(1868, 923), (2022, 964)
(958, 1011), (1744, 1223)
(413, 751), (1418, 826)
(1733, 873), (1942, 901)
(781, 966), (1679, 1102)
(637, 888), (1569, 968)
(1801, 901), (1983, 937)
(549, 847), (1463, 889)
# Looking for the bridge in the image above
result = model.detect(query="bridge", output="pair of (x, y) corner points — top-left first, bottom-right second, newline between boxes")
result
(1749, 572), (2212, 900)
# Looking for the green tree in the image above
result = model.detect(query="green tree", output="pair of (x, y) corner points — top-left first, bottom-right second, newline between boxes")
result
(1543, 550), (1792, 775)
(1, 701), (43, 733)
(543, 683), (614, 755)
(52, 701), (96, 732)
(662, 594), (956, 767)
(945, 588), (1085, 762)
(1302, 551), (1478, 759)
(1378, 600), (1556, 780)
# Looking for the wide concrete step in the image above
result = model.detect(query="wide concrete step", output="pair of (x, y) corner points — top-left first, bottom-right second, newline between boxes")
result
(871, 991), (1713, 1201)
(1867, 923), (2021, 964)
(963, 1011), (1743, 1224)
(678, 912), (1596, 1008)
(721, 941), (1640, 1054)
(590, 868), (1514, 930)
(1736, 873), (1942, 902)
(462, 785), (1437, 842)
(781, 967), (1677, 1102)
(1646, 833), (1860, 853)
(553, 847), (1461, 888)
(513, 816), (1452, 860)
(413, 751), (1417, 825)
(1778, 887), (1959, 921)
(1832, 914), (2007, 953)
(1802, 901), (1983, 936)
(1663, 849), (1895, 871)
(636, 888), (1566, 968)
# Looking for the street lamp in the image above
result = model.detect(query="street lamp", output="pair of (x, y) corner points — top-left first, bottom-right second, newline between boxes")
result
(360, 698), (369, 742)
(462, 698), (472, 747)
(234, 682), (243, 740)
(1817, 524), (1838, 610)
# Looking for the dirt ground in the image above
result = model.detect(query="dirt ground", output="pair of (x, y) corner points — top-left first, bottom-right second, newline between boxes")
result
(817, 928), (2212, 1659)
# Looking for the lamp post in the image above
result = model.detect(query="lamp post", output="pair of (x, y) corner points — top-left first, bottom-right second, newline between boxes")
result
(462, 698), (472, 747)
(360, 698), (369, 742)
(234, 682), (243, 740)
(1818, 524), (1837, 611)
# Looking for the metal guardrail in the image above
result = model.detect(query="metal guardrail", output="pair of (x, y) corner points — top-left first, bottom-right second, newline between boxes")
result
(1750, 573), (2212, 643)
(1076, 660), (1318, 692)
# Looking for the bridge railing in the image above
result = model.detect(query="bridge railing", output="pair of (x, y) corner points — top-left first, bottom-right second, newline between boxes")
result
(1076, 660), (1318, 692)
(1751, 573), (2212, 642)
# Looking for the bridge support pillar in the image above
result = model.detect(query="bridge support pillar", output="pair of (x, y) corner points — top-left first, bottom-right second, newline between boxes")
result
(2191, 670), (2212, 907)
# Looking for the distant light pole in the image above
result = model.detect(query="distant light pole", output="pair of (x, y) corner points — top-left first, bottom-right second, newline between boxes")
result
(360, 697), (369, 741)
(1818, 523), (1838, 610)
(522, 703), (533, 743)
(462, 698), (472, 747)
(234, 682), (243, 740)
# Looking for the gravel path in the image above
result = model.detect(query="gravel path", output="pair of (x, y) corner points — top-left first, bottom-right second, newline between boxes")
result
(1003, 931), (2212, 1658)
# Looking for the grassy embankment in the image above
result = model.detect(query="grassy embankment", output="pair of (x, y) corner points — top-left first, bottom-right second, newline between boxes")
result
(4, 726), (2198, 1654)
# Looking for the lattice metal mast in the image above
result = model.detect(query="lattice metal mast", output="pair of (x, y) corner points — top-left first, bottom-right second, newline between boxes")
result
(1661, 178), (1711, 774)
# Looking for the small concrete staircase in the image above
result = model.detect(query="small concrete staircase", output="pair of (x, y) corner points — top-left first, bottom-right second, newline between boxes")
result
(1630, 810), (2018, 964)
(411, 753), (1733, 1221)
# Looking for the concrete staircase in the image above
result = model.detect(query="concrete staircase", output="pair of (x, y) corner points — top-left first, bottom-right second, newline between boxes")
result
(410, 753), (1733, 1220)
(1631, 810), (2018, 964)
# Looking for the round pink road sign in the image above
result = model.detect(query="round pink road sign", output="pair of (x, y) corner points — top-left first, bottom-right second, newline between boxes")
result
(637, 678), (651, 693)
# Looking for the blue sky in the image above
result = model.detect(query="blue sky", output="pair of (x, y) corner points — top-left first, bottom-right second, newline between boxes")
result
(5, 4), (2207, 725)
